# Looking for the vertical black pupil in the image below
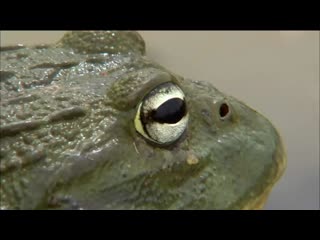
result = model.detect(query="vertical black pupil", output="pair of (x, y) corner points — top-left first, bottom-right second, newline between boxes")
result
(151, 98), (186, 124)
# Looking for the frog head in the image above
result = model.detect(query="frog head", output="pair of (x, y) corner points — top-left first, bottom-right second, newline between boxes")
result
(49, 64), (286, 210)
(0, 31), (285, 209)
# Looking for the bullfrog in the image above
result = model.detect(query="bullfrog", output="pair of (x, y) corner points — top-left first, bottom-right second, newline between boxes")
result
(0, 31), (286, 210)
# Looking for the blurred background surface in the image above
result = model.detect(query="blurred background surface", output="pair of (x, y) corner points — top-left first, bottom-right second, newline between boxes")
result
(1, 31), (319, 210)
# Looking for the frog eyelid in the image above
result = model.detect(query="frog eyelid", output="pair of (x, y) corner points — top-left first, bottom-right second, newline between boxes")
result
(133, 73), (183, 107)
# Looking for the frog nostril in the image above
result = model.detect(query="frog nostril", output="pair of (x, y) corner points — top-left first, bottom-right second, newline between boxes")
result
(219, 103), (230, 119)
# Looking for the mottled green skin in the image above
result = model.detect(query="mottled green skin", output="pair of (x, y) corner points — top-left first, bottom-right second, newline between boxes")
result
(0, 31), (285, 209)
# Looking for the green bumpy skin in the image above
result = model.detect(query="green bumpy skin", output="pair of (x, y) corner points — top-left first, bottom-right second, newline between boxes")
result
(0, 31), (286, 210)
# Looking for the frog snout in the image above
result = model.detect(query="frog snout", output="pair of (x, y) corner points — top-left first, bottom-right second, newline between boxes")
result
(270, 127), (287, 185)
(244, 129), (287, 210)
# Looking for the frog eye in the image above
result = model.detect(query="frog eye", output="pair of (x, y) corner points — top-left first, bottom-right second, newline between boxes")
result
(134, 82), (189, 145)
